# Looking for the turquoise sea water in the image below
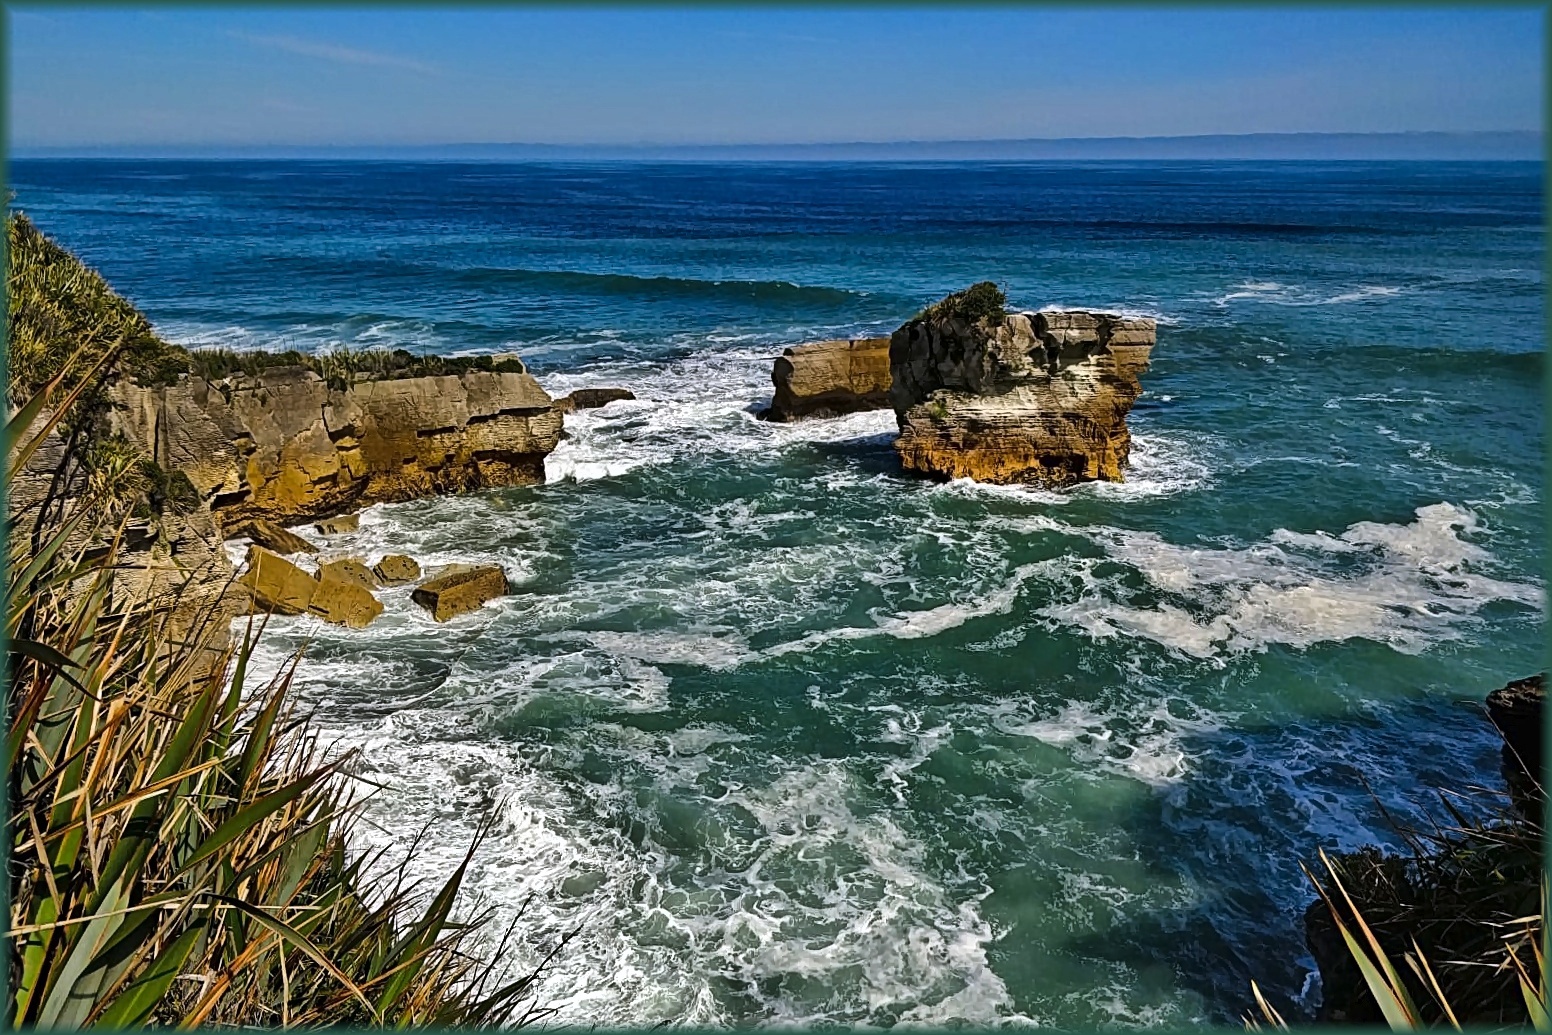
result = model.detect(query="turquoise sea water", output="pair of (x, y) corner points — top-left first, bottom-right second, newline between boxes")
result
(10, 159), (1545, 1026)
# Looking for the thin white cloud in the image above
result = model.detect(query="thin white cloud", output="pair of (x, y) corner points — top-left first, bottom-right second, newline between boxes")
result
(715, 29), (835, 45)
(230, 31), (437, 75)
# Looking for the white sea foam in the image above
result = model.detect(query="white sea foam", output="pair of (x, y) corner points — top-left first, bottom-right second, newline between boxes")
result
(763, 561), (1045, 661)
(268, 697), (1033, 1027)
(540, 346), (897, 485)
(1026, 303), (1181, 326)
(1207, 281), (1403, 307)
(162, 316), (451, 355)
(997, 698), (1219, 791)
(1039, 502), (1543, 660)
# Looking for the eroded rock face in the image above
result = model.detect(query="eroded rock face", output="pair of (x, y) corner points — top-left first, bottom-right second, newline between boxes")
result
(889, 309), (1156, 486)
(110, 366), (562, 529)
(411, 564), (509, 621)
(763, 337), (892, 422)
(1487, 673), (1545, 813)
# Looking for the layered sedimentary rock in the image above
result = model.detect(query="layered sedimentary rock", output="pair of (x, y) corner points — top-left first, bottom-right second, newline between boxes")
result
(889, 309), (1156, 486)
(373, 554), (421, 586)
(8, 410), (243, 671)
(762, 337), (892, 422)
(240, 546), (384, 628)
(233, 518), (318, 555)
(110, 366), (562, 529)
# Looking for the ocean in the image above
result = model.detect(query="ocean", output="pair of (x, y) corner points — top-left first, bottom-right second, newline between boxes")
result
(10, 158), (1544, 1027)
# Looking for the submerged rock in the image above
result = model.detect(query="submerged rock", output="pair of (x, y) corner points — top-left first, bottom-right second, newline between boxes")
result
(233, 518), (318, 556)
(555, 387), (636, 413)
(411, 564), (509, 622)
(372, 553), (421, 586)
(888, 288), (1156, 486)
(314, 513), (360, 535)
(762, 337), (892, 422)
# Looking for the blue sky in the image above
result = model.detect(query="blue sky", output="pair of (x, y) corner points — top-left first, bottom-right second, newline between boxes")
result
(9, 7), (1544, 148)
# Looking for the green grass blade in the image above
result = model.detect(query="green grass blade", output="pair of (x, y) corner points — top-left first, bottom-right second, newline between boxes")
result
(174, 768), (330, 877)
(90, 926), (202, 1029)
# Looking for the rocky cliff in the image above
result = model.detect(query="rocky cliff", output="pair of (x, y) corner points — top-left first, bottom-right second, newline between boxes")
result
(889, 299), (1156, 486)
(110, 365), (562, 529)
(762, 337), (892, 421)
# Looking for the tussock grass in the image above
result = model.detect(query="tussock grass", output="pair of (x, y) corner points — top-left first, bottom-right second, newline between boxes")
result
(7, 208), (526, 402)
(6, 211), (189, 403)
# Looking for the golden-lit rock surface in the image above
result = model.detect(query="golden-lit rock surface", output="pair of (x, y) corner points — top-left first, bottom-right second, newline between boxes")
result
(889, 308), (1156, 486)
(763, 337), (893, 421)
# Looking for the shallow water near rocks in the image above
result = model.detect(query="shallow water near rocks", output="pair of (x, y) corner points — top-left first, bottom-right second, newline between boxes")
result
(12, 159), (1544, 1026)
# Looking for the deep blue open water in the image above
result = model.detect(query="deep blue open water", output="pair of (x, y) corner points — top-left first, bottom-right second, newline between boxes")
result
(10, 159), (1545, 1026)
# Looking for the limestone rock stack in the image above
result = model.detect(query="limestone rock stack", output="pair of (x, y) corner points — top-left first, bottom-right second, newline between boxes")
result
(888, 293), (1156, 486)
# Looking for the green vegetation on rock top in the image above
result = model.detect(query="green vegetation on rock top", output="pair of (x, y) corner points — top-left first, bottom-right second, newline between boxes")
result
(189, 345), (527, 389)
(7, 210), (528, 402)
(6, 211), (189, 402)
(914, 281), (1007, 325)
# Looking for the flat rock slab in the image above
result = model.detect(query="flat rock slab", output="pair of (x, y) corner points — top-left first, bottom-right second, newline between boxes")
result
(308, 572), (384, 628)
(318, 557), (379, 591)
(238, 546), (383, 628)
(373, 553), (421, 586)
(555, 387), (636, 414)
(233, 518), (318, 555)
(239, 546), (317, 615)
(314, 513), (360, 534)
(411, 564), (509, 621)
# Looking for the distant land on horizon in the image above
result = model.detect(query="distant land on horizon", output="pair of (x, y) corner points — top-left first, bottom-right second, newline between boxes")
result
(13, 131), (1543, 163)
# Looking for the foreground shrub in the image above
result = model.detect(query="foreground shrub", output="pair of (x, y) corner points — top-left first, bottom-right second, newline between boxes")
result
(7, 360), (551, 1027)
(1250, 779), (1545, 1029)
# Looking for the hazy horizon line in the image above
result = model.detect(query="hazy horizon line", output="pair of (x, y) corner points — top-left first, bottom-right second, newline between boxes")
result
(12, 130), (1543, 162)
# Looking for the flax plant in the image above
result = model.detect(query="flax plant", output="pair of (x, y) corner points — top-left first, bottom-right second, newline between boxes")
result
(7, 363), (554, 1026)
(1248, 780), (1546, 1030)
